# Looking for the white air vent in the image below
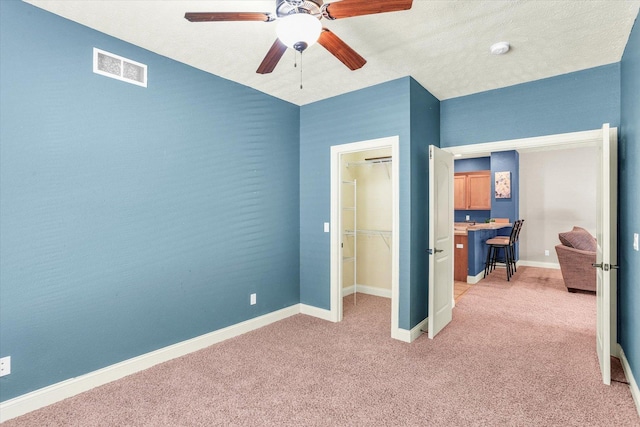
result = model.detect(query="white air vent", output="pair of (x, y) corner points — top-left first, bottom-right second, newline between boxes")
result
(93, 48), (147, 87)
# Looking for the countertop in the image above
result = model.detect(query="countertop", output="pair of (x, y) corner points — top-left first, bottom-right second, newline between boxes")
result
(454, 222), (512, 236)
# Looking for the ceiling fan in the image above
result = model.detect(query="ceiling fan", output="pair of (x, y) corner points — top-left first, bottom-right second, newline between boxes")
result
(184, 0), (413, 74)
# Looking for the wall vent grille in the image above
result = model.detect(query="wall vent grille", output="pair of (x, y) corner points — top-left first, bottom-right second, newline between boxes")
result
(93, 48), (147, 87)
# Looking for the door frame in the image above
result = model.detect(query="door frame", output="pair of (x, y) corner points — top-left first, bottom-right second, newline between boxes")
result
(443, 126), (618, 360)
(329, 136), (400, 339)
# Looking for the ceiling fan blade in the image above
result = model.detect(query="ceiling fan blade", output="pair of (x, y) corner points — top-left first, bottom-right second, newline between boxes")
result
(323, 0), (412, 20)
(318, 29), (366, 70)
(184, 12), (273, 22)
(256, 39), (288, 74)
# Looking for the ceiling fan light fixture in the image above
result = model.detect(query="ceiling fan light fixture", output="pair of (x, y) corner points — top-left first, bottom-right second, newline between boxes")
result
(276, 13), (322, 52)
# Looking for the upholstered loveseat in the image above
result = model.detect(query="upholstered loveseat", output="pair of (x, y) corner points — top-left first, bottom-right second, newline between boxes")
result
(555, 226), (597, 293)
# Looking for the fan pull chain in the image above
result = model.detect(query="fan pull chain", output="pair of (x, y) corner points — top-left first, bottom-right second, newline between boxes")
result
(300, 52), (303, 89)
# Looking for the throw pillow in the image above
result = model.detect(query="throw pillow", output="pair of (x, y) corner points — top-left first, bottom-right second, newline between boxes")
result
(558, 227), (596, 252)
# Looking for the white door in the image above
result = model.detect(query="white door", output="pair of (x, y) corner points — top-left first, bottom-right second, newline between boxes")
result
(595, 123), (618, 385)
(428, 145), (454, 339)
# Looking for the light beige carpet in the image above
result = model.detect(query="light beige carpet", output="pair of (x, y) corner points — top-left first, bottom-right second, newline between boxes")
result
(5, 267), (638, 426)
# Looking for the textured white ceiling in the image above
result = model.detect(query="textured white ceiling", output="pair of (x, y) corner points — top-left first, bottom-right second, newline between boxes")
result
(24, 0), (640, 105)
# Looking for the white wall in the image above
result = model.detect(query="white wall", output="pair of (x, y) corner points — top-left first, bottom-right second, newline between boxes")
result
(519, 146), (597, 266)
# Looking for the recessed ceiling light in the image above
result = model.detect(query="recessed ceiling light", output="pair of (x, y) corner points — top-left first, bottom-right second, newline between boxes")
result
(490, 42), (510, 55)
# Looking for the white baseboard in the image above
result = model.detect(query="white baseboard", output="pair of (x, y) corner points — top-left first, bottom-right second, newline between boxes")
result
(618, 344), (640, 418)
(467, 261), (558, 284)
(393, 317), (428, 343)
(518, 260), (560, 269)
(467, 271), (485, 284)
(342, 284), (391, 299)
(299, 303), (335, 322)
(0, 304), (300, 423)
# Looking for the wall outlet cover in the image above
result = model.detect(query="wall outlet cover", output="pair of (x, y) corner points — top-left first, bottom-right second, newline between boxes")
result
(634, 233), (639, 251)
(250, 293), (256, 305)
(0, 356), (11, 377)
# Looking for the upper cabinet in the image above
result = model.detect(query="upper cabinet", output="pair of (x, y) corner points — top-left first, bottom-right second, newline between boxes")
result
(454, 171), (491, 210)
(454, 175), (467, 210)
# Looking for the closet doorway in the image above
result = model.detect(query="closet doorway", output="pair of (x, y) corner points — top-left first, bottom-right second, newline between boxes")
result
(330, 136), (400, 339)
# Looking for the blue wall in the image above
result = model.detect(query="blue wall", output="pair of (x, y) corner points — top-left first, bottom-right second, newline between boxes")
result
(299, 77), (439, 331)
(454, 157), (491, 173)
(409, 78), (440, 328)
(299, 78), (410, 324)
(490, 151), (520, 225)
(0, 0), (300, 401)
(1, 0), (638, 408)
(620, 15), (640, 388)
(441, 64), (621, 146)
(467, 229), (503, 276)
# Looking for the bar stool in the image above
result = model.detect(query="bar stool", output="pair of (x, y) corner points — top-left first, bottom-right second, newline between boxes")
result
(484, 220), (523, 281)
(510, 220), (524, 273)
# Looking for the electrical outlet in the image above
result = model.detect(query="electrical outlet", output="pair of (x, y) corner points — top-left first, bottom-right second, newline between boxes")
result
(544, 250), (550, 256)
(250, 293), (256, 305)
(0, 356), (11, 377)
(323, 222), (330, 233)
(465, 215), (470, 221)
(634, 233), (639, 251)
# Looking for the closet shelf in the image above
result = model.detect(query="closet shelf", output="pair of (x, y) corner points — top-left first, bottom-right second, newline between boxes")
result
(346, 158), (392, 179)
(346, 159), (392, 167)
(344, 229), (392, 237)
(344, 229), (392, 250)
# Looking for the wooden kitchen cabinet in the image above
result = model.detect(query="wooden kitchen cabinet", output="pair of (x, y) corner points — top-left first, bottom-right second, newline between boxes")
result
(454, 175), (467, 210)
(454, 171), (491, 210)
(454, 234), (468, 282)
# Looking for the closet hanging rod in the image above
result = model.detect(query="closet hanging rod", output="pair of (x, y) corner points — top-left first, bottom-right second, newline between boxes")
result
(365, 156), (391, 162)
(346, 157), (392, 167)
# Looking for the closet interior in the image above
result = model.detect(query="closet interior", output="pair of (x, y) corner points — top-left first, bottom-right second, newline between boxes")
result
(341, 148), (393, 305)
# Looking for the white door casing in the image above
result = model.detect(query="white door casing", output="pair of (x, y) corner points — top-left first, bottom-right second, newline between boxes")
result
(329, 136), (400, 338)
(428, 145), (454, 339)
(444, 126), (618, 384)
